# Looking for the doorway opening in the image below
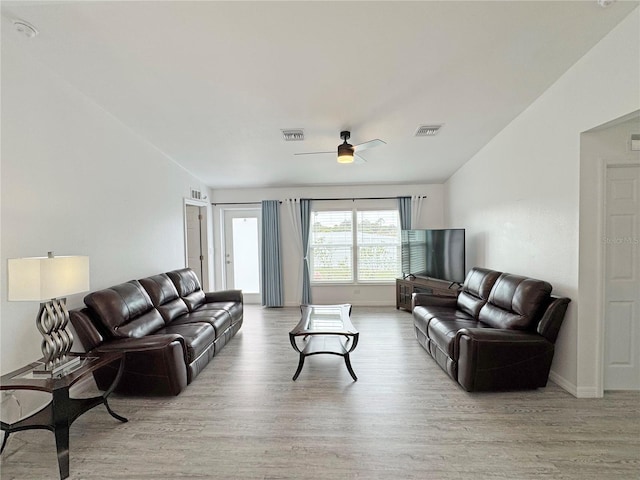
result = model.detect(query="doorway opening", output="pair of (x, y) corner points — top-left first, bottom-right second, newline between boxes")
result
(184, 198), (211, 291)
(579, 111), (639, 396)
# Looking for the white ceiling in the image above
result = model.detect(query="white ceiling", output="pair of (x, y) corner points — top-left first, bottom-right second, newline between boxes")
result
(2, 1), (637, 189)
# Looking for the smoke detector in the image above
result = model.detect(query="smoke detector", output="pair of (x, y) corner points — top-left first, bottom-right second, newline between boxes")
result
(13, 19), (38, 38)
(597, 0), (616, 7)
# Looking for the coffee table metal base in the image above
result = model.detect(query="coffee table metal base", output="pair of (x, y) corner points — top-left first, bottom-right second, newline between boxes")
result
(291, 335), (358, 381)
(289, 304), (359, 381)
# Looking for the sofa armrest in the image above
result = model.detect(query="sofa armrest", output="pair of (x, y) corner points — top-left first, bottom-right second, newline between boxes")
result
(412, 292), (458, 310)
(536, 296), (571, 344)
(455, 328), (555, 391)
(95, 334), (186, 355)
(204, 289), (243, 304)
(93, 334), (188, 396)
(69, 308), (105, 352)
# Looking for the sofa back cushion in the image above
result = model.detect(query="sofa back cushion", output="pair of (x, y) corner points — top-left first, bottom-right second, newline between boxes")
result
(479, 273), (552, 330)
(84, 280), (165, 338)
(456, 268), (501, 318)
(139, 274), (189, 324)
(167, 268), (205, 312)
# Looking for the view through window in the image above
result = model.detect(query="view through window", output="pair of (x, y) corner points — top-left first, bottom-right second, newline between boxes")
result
(310, 209), (401, 283)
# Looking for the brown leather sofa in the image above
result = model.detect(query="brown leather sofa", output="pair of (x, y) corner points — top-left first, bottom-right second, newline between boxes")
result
(70, 268), (242, 396)
(412, 267), (570, 392)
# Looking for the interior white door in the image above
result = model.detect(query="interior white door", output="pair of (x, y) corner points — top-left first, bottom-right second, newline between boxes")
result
(186, 204), (204, 285)
(604, 164), (640, 390)
(223, 209), (261, 304)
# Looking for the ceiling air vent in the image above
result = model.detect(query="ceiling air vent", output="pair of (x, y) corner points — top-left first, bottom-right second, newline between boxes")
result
(414, 125), (443, 137)
(282, 129), (305, 141)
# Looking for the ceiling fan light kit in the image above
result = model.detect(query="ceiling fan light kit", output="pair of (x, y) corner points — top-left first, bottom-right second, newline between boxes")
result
(337, 131), (355, 163)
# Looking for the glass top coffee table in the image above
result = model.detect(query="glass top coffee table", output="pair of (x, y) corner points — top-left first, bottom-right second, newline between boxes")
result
(289, 304), (359, 381)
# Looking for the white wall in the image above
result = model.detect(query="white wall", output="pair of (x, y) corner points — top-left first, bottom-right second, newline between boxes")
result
(579, 113), (640, 396)
(445, 10), (639, 396)
(0, 38), (208, 373)
(211, 184), (445, 307)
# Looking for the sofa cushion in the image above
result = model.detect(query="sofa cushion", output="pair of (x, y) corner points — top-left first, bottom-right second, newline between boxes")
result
(182, 290), (206, 312)
(139, 274), (189, 323)
(413, 305), (474, 338)
(84, 280), (165, 338)
(479, 273), (552, 330)
(428, 318), (490, 357)
(167, 268), (205, 311)
(195, 301), (243, 324)
(456, 268), (501, 318)
(157, 322), (216, 363)
(170, 310), (232, 338)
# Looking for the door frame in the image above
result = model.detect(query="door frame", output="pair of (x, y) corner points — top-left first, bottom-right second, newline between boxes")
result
(183, 197), (213, 291)
(595, 161), (640, 396)
(220, 207), (261, 303)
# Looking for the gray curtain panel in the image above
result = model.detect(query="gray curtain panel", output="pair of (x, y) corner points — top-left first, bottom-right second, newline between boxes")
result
(398, 196), (412, 230)
(261, 200), (284, 307)
(300, 198), (312, 305)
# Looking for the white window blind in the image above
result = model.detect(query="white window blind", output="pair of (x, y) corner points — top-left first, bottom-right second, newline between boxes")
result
(310, 210), (353, 283)
(310, 208), (401, 284)
(357, 210), (401, 282)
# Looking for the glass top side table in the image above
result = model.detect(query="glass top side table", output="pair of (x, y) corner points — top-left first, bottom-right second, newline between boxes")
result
(0, 351), (128, 479)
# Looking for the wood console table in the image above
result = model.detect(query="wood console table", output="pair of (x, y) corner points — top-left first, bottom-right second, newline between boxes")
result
(396, 276), (460, 312)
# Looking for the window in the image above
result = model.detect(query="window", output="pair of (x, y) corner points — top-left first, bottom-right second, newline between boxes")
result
(310, 210), (353, 283)
(310, 208), (401, 284)
(357, 210), (402, 282)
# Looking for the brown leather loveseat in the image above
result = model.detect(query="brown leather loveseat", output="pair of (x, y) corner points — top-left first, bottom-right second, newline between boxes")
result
(412, 267), (570, 392)
(70, 268), (242, 396)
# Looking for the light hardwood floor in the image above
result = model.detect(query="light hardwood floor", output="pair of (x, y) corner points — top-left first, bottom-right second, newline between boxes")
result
(1, 305), (639, 479)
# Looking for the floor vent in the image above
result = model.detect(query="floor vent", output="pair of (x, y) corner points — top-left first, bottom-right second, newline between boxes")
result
(282, 129), (305, 141)
(415, 125), (443, 137)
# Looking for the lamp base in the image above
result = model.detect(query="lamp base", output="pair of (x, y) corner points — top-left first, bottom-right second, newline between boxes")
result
(36, 298), (77, 374)
(32, 356), (82, 377)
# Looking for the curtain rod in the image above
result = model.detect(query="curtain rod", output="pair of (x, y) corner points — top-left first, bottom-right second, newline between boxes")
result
(211, 195), (426, 206)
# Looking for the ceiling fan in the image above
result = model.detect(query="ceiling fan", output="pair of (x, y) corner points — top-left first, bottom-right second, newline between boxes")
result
(295, 131), (386, 164)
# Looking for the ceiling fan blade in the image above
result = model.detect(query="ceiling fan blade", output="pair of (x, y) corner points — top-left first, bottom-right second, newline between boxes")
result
(353, 153), (367, 164)
(354, 139), (386, 152)
(294, 151), (334, 156)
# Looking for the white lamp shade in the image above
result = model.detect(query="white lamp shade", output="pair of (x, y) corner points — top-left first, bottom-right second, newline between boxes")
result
(8, 256), (90, 301)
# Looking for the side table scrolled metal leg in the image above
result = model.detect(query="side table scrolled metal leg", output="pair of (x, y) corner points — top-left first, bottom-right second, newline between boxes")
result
(102, 355), (128, 423)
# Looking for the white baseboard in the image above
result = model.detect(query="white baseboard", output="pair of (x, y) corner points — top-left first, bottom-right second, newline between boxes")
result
(575, 386), (602, 398)
(283, 301), (395, 307)
(548, 371), (577, 397)
(549, 371), (603, 398)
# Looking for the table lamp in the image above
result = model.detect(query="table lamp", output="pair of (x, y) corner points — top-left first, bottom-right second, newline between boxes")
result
(8, 252), (90, 375)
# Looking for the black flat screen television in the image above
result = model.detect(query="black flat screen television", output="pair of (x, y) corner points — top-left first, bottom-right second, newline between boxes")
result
(401, 228), (465, 283)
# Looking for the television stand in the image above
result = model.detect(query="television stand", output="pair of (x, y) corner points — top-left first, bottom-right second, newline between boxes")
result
(395, 276), (460, 312)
